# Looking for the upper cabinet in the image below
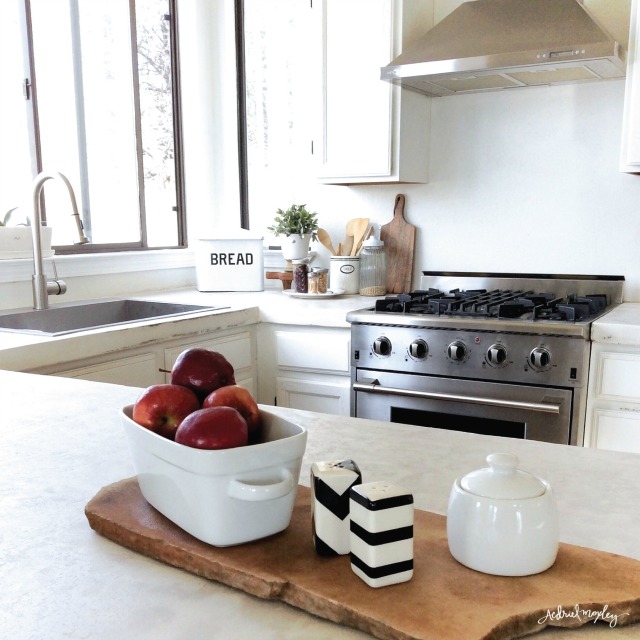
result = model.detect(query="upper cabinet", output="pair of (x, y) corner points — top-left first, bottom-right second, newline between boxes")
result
(621, 0), (640, 172)
(316, 0), (432, 185)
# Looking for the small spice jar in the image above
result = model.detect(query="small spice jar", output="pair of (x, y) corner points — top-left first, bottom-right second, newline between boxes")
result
(292, 259), (308, 293)
(309, 267), (328, 294)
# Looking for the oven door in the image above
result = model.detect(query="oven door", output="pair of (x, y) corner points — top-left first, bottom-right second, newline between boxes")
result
(352, 370), (573, 444)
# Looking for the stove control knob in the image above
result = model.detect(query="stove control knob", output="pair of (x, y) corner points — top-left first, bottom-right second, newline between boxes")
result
(486, 344), (508, 367)
(409, 339), (428, 360)
(447, 340), (467, 362)
(373, 336), (392, 357)
(529, 347), (552, 371)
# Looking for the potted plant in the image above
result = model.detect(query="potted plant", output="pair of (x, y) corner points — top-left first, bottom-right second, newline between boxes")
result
(0, 208), (54, 260)
(268, 204), (319, 260)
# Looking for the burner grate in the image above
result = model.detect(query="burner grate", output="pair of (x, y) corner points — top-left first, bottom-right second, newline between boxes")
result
(373, 288), (610, 324)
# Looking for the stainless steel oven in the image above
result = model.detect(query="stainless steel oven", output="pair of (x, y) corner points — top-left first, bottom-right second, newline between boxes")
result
(348, 272), (624, 446)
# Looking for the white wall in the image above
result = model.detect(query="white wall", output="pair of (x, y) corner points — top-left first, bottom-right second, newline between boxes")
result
(304, 79), (640, 301)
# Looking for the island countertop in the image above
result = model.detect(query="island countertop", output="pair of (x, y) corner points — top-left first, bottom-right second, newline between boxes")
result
(2, 370), (639, 640)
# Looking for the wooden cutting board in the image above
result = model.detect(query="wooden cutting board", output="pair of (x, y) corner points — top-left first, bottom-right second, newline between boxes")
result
(85, 479), (640, 640)
(380, 194), (416, 294)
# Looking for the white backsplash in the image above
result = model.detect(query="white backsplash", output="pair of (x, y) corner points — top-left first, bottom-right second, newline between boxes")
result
(304, 79), (640, 301)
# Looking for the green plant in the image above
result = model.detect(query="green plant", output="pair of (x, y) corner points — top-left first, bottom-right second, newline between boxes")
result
(267, 204), (319, 241)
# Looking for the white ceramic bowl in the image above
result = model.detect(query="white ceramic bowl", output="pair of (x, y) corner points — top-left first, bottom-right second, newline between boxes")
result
(446, 453), (559, 576)
(121, 405), (307, 546)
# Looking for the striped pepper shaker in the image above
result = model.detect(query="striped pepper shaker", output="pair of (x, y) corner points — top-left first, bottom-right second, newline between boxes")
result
(311, 460), (362, 555)
(349, 481), (414, 588)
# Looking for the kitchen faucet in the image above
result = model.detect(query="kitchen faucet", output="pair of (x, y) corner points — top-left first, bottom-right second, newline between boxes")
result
(31, 171), (90, 310)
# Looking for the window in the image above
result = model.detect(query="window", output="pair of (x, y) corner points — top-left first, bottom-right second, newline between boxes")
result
(0, 0), (184, 252)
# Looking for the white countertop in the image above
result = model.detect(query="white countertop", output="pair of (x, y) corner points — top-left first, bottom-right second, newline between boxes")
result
(0, 289), (373, 371)
(592, 303), (640, 346)
(2, 370), (639, 640)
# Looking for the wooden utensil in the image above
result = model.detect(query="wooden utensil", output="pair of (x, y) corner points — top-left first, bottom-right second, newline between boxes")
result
(380, 194), (416, 293)
(350, 218), (370, 256)
(342, 235), (354, 257)
(317, 228), (337, 256)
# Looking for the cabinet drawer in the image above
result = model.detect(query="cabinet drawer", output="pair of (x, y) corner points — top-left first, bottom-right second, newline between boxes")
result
(56, 352), (160, 387)
(275, 330), (350, 373)
(164, 332), (253, 372)
(597, 352), (640, 401)
(589, 408), (640, 454)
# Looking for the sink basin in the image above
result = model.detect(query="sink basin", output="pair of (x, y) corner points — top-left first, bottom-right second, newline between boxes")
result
(0, 300), (227, 336)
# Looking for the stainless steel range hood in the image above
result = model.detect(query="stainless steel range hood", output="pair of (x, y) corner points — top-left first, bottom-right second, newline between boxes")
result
(381, 0), (625, 97)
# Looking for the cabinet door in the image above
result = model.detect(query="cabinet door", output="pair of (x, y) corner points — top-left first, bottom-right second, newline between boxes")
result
(621, 0), (640, 172)
(276, 376), (351, 416)
(55, 352), (161, 387)
(317, 0), (431, 184)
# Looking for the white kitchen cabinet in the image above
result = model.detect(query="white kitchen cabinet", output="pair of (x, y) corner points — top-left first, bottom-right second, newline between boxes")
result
(257, 324), (351, 416)
(316, 0), (432, 184)
(621, 0), (640, 172)
(584, 343), (640, 453)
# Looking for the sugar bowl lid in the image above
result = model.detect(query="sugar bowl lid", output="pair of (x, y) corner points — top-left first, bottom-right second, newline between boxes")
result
(460, 453), (546, 499)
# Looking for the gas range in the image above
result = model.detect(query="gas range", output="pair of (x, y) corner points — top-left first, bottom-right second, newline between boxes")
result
(347, 273), (624, 446)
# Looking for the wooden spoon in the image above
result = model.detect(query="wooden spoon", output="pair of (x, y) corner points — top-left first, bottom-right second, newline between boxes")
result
(317, 228), (337, 256)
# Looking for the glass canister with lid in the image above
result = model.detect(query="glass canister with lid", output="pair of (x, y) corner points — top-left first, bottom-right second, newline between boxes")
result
(358, 237), (387, 296)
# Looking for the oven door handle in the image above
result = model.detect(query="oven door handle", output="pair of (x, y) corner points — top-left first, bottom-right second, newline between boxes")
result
(352, 382), (561, 414)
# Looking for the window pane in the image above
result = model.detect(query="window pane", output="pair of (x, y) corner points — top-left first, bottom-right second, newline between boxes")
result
(243, 0), (318, 234)
(31, 0), (141, 245)
(0, 0), (33, 225)
(136, 0), (178, 247)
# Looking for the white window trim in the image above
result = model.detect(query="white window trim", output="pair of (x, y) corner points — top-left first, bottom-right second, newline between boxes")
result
(0, 248), (196, 284)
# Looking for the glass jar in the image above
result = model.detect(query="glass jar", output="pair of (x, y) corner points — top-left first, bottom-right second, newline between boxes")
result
(292, 259), (308, 293)
(309, 267), (328, 294)
(358, 238), (387, 296)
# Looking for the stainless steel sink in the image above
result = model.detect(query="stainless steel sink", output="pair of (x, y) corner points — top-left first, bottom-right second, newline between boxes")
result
(0, 300), (227, 336)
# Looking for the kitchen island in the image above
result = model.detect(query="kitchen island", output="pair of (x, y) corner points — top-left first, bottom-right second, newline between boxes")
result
(2, 370), (639, 640)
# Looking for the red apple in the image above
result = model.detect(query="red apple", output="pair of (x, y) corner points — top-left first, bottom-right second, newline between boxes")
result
(171, 348), (236, 401)
(175, 406), (248, 450)
(132, 384), (200, 440)
(202, 385), (261, 435)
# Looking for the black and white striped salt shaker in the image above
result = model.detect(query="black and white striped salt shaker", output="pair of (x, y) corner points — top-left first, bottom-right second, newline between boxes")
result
(310, 460), (362, 555)
(349, 481), (414, 588)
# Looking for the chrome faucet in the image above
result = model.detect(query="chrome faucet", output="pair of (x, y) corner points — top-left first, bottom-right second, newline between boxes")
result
(31, 171), (90, 309)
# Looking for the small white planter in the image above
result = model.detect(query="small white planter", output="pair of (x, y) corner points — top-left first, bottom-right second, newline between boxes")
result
(0, 226), (54, 260)
(280, 233), (311, 261)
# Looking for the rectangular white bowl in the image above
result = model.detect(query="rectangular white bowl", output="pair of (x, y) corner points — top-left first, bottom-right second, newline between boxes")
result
(121, 405), (307, 546)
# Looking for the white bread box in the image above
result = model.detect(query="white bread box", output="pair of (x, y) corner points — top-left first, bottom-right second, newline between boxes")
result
(196, 229), (264, 291)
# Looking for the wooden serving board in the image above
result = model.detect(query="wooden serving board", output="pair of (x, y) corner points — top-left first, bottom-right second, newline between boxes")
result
(85, 479), (640, 640)
(380, 194), (416, 294)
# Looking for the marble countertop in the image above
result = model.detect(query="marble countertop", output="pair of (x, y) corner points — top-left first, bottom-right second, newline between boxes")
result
(2, 370), (639, 640)
(591, 303), (640, 346)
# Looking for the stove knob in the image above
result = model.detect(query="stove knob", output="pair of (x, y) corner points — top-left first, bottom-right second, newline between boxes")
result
(486, 344), (508, 367)
(529, 347), (552, 371)
(409, 339), (428, 360)
(373, 336), (392, 356)
(447, 340), (467, 362)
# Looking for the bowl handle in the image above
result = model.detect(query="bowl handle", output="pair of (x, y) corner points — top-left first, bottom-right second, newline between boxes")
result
(228, 469), (294, 502)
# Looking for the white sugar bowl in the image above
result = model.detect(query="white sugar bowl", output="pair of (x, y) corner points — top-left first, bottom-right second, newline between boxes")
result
(446, 452), (559, 576)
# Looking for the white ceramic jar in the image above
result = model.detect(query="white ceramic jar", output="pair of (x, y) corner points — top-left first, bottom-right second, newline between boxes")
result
(446, 452), (559, 576)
